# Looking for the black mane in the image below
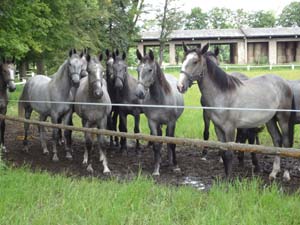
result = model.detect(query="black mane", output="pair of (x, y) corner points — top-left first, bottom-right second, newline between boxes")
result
(205, 55), (243, 91)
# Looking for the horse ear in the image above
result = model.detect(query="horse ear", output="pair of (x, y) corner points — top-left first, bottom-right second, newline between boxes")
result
(136, 49), (142, 61)
(2, 57), (5, 64)
(115, 49), (119, 56)
(122, 52), (126, 60)
(12, 56), (15, 64)
(149, 49), (154, 61)
(69, 49), (73, 57)
(112, 51), (116, 61)
(86, 53), (91, 62)
(196, 43), (202, 49)
(200, 43), (209, 55)
(182, 42), (188, 53)
(214, 47), (219, 56)
(73, 48), (77, 54)
(105, 49), (110, 58)
(99, 53), (103, 62)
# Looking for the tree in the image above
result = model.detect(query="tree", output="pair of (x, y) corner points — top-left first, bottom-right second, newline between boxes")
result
(249, 10), (276, 28)
(207, 7), (235, 29)
(278, 1), (300, 27)
(233, 9), (250, 28)
(184, 7), (208, 30)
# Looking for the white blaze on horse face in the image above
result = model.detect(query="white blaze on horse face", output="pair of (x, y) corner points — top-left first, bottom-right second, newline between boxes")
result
(178, 53), (197, 92)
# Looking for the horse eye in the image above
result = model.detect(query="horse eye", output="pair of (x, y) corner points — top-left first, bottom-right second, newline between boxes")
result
(148, 69), (152, 72)
(193, 61), (197, 65)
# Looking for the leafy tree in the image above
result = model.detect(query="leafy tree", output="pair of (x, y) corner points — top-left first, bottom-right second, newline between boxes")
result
(278, 1), (300, 27)
(233, 9), (250, 28)
(184, 7), (208, 30)
(207, 7), (235, 29)
(249, 10), (276, 28)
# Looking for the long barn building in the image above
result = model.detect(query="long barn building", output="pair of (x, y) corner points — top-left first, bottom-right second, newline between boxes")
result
(137, 27), (300, 65)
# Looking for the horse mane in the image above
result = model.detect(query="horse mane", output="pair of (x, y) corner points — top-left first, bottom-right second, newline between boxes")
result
(205, 55), (243, 91)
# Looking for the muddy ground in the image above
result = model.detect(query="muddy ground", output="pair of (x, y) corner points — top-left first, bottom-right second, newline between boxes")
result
(3, 121), (300, 192)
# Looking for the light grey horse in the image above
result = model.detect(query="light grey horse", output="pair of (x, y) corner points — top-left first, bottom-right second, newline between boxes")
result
(136, 49), (184, 176)
(18, 49), (83, 161)
(177, 44), (295, 180)
(0, 58), (16, 152)
(74, 54), (111, 174)
(112, 50), (142, 153)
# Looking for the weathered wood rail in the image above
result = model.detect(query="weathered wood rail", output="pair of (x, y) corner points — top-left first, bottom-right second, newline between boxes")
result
(1, 114), (300, 158)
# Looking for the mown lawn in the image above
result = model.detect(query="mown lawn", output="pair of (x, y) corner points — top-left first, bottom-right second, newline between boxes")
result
(1, 166), (300, 225)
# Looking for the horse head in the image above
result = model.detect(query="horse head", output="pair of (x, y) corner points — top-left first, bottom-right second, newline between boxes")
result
(177, 43), (210, 93)
(79, 48), (90, 78)
(105, 49), (114, 82)
(68, 48), (82, 88)
(112, 49), (127, 90)
(86, 53), (104, 99)
(1, 57), (16, 92)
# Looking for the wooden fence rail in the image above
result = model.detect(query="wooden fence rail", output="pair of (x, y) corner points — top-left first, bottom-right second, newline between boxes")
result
(1, 114), (300, 158)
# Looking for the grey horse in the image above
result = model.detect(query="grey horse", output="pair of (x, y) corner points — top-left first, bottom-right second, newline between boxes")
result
(136, 49), (184, 176)
(0, 58), (16, 152)
(74, 54), (111, 174)
(177, 44), (295, 180)
(18, 49), (83, 161)
(112, 50), (142, 153)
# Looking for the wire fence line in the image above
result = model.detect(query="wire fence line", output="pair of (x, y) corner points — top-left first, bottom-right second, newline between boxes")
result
(1, 114), (300, 158)
(10, 99), (300, 113)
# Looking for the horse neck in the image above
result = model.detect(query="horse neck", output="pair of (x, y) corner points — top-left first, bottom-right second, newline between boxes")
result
(149, 66), (166, 103)
(50, 61), (72, 98)
(0, 72), (7, 95)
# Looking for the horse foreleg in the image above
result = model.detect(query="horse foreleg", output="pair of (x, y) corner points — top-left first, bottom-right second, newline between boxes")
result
(118, 112), (127, 153)
(97, 118), (110, 174)
(112, 109), (119, 146)
(51, 115), (60, 162)
(0, 118), (6, 153)
(236, 129), (247, 167)
(148, 119), (161, 176)
(23, 107), (32, 152)
(248, 128), (260, 173)
(63, 110), (73, 160)
(266, 118), (282, 180)
(166, 122), (180, 172)
(39, 114), (49, 155)
(134, 114), (141, 154)
(82, 119), (93, 173)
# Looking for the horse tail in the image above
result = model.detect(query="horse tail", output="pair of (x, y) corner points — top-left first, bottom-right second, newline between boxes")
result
(288, 95), (296, 147)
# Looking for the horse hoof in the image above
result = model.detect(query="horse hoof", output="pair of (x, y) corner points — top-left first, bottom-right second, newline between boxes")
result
(23, 146), (29, 153)
(87, 164), (94, 173)
(283, 171), (291, 182)
(173, 167), (181, 173)
(43, 149), (49, 155)
(2, 146), (8, 153)
(58, 139), (65, 146)
(103, 168), (111, 174)
(152, 171), (160, 176)
(65, 152), (73, 161)
(200, 157), (207, 161)
(253, 166), (260, 173)
(219, 157), (223, 163)
(52, 154), (59, 162)
(269, 173), (277, 181)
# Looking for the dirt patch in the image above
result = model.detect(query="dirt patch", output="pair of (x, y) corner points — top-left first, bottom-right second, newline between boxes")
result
(3, 121), (300, 192)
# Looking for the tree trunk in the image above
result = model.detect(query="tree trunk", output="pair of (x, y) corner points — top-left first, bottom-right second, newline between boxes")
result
(19, 60), (27, 81)
(36, 57), (44, 75)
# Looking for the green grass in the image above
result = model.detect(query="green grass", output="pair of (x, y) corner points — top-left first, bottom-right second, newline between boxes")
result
(1, 167), (300, 225)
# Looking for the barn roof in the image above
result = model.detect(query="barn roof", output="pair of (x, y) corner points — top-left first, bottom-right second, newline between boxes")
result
(140, 27), (300, 41)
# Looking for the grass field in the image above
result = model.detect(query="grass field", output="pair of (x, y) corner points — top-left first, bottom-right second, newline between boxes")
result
(2, 68), (300, 224)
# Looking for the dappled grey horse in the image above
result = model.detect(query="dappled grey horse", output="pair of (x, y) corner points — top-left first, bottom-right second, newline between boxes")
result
(74, 54), (111, 173)
(136, 49), (184, 176)
(177, 43), (295, 180)
(112, 50), (142, 153)
(0, 58), (16, 152)
(18, 49), (83, 161)
(200, 47), (260, 172)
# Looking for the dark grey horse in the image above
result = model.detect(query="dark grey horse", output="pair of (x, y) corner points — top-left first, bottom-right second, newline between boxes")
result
(74, 54), (111, 173)
(178, 44), (295, 180)
(136, 49), (184, 176)
(105, 49), (119, 147)
(18, 49), (83, 161)
(0, 58), (16, 152)
(112, 50), (142, 153)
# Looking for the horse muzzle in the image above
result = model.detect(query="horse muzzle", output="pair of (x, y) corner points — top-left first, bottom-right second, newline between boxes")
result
(94, 89), (103, 99)
(72, 74), (80, 88)
(135, 84), (146, 99)
(8, 81), (16, 92)
(115, 77), (123, 90)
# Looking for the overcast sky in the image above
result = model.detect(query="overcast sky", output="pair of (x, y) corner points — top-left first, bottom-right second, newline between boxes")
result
(143, 0), (298, 16)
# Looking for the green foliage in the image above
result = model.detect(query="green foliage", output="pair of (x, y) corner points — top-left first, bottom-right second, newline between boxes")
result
(249, 10), (276, 28)
(278, 1), (300, 27)
(184, 7), (208, 30)
(207, 7), (235, 29)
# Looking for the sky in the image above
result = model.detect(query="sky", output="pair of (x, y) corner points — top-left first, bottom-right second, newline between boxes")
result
(143, 0), (298, 15)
